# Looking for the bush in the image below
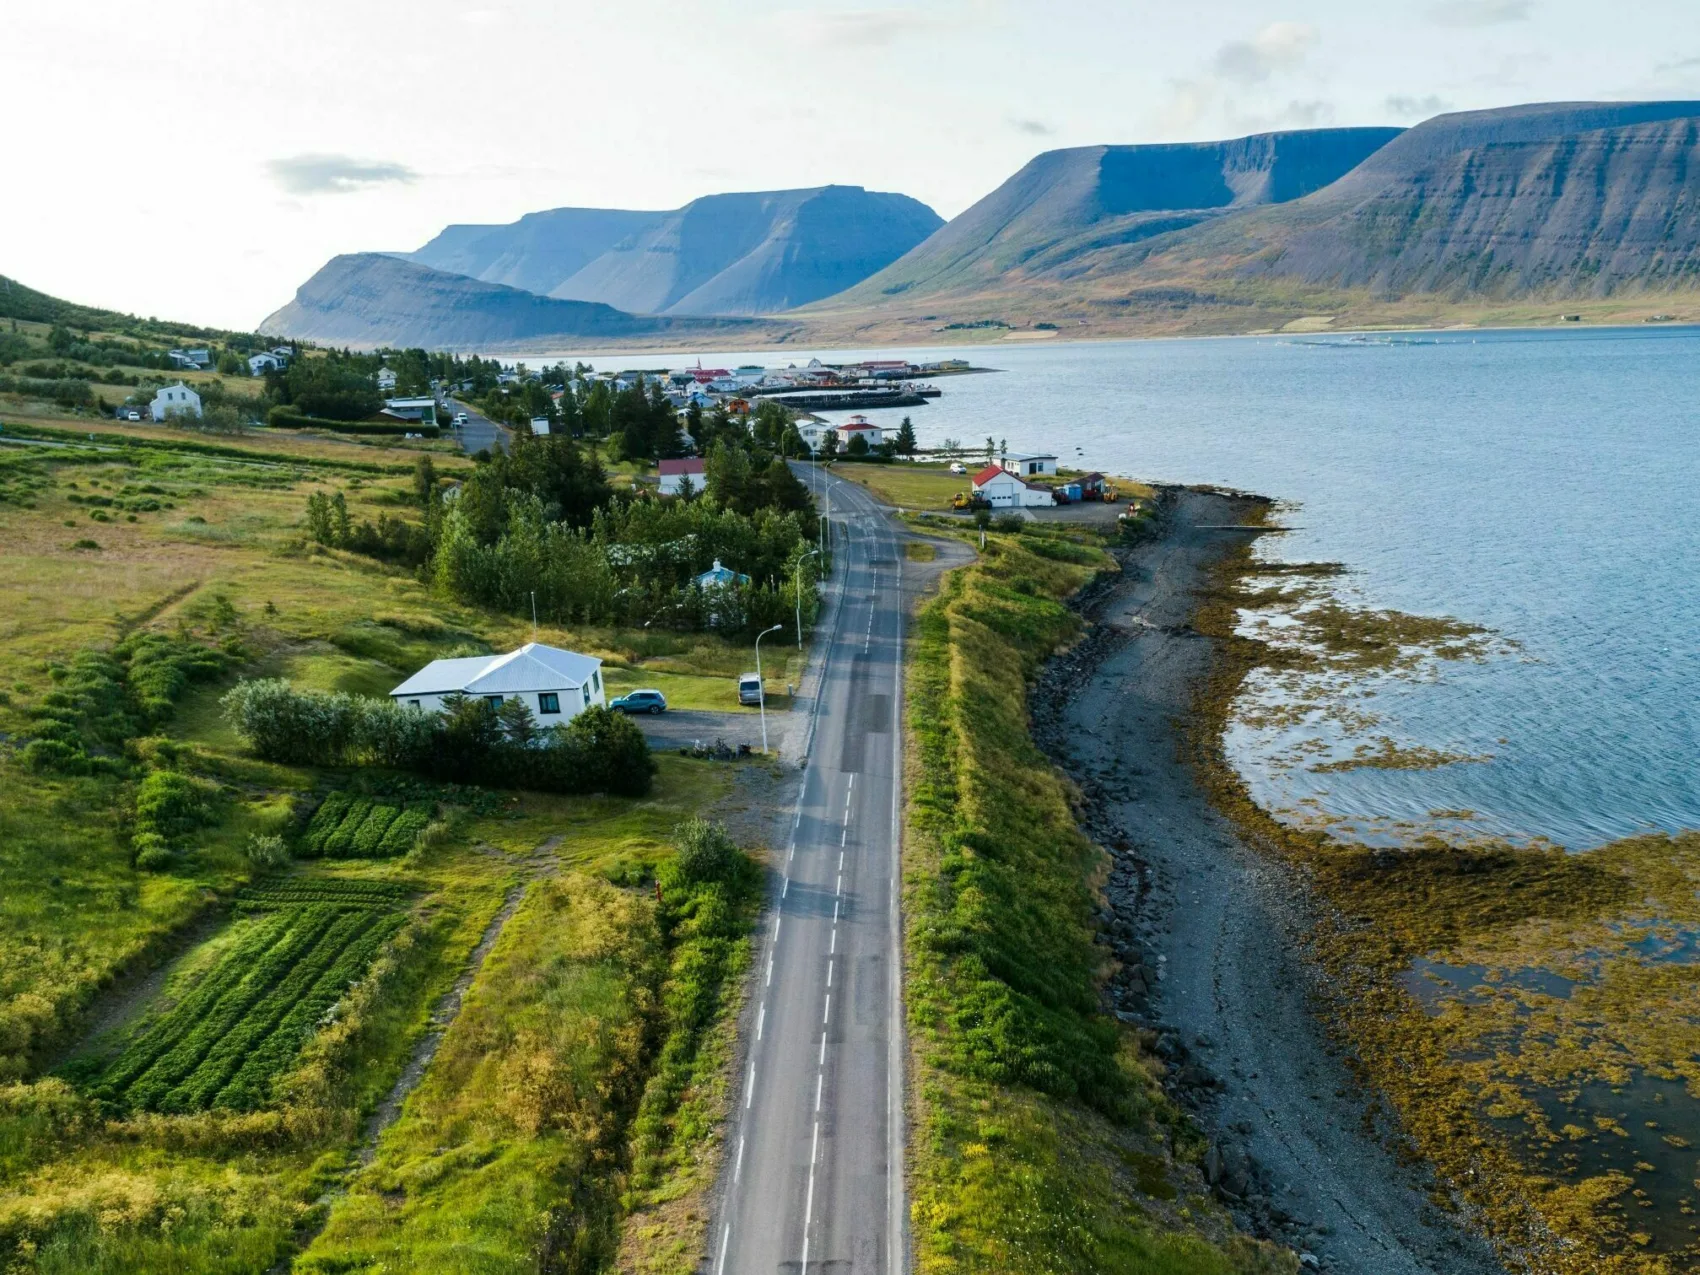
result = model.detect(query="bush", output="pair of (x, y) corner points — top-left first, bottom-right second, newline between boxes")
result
(992, 513), (1025, 534)
(134, 770), (217, 841)
(19, 738), (89, 774)
(134, 839), (174, 872)
(245, 833), (289, 870)
(673, 818), (738, 884)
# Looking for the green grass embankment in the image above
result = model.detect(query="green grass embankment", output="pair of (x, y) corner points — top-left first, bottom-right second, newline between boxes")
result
(903, 520), (1290, 1274)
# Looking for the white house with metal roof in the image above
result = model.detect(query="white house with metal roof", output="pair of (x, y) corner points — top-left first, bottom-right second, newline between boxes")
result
(388, 642), (606, 722)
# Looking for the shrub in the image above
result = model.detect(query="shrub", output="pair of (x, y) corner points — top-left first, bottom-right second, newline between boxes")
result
(134, 839), (174, 872)
(221, 678), (359, 766)
(134, 770), (217, 841)
(245, 833), (289, 870)
(19, 738), (89, 774)
(673, 818), (738, 884)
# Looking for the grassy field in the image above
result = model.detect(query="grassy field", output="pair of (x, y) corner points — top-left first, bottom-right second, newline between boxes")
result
(832, 462), (971, 510)
(0, 424), (773, 1272)
(836, 461), (1156, 512)
(901, 517), (1291, 1273)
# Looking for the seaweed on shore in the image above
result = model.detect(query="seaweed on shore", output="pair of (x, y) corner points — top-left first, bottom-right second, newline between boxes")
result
(1187, 525), (1700, 1275)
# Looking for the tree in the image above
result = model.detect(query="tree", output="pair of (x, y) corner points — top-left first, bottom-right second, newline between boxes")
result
(283, 357), (382, 421)
(497, 697), (539, 748)
(985, 436), (996, 461)
(820, 429), (841, 460)
(412, 453), (438, 508)
(846, 432), (871, 458)
(894, 416), (917, 457)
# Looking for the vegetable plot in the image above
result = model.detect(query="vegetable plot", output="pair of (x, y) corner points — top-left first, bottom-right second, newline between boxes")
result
(298, 794), (433, 859)
(72, 884), (411, 1113)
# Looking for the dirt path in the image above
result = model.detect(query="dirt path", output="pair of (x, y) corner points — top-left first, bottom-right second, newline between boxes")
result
(1031, 489), (1504, 1275)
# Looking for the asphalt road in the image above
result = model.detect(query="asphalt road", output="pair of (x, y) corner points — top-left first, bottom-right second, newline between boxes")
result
(712, 467), (908, 1274)
(446, 400), (508, 455)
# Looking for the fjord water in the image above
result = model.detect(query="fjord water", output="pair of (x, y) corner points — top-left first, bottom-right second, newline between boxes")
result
(565, 327), (1700, 849)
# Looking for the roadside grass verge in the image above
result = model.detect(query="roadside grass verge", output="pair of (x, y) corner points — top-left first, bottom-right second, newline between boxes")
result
(298, 774), (759, 1275)
(904, 522), (1292, 1273)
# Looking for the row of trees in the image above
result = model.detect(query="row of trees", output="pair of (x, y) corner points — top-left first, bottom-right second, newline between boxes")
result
(221, 679), (655, 797)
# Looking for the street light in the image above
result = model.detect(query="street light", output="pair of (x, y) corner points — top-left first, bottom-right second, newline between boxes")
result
(794, 548), (822, 648)
(754, 623), (784, 754)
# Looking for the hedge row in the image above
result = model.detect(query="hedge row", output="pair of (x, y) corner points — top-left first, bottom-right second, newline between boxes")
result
(267, 406), (440, 438)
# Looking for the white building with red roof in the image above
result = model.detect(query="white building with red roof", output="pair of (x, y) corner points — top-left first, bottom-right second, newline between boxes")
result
(972, 464), (1054, 509)
(658, 457), (707, 496)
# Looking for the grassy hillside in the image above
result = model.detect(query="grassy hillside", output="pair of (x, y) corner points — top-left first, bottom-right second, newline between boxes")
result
(901, 516), (1291, 1273)
(0, 424), (787, 1272)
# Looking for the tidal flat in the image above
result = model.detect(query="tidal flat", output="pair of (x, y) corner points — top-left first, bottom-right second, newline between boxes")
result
(1193, 529), (1700, 1273)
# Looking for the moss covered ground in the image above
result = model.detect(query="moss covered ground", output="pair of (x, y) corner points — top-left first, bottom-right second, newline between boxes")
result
(901, 517), (1293, 1274)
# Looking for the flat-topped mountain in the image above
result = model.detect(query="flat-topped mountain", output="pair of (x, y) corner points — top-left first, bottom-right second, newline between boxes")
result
(258, 254), (749, 350)
(823, 127), (1404, 306)
(815, 102), (1700, 331)
(409, 208), (665, 297)
(1216, 102), (1700, 297)
(406, 185), (942, 316)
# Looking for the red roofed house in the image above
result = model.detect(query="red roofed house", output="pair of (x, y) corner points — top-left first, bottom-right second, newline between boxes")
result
(971, 464), (1054, 509)
(658, 457), (707, 496)
(836, 414), (885, 446)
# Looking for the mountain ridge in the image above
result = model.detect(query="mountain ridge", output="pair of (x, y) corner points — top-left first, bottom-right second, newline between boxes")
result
(259, 254), (754, 350)
(407, 185), (942, 316)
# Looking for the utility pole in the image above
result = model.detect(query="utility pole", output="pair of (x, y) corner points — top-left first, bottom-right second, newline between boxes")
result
(530, 590), (537, 638)
(754, 623), (783, 754)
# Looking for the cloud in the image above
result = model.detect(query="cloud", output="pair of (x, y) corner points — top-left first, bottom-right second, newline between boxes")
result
(266, 154), (418, 196)
(1426, 0), (1530, 28)
(789, 8), (927, 47)
(1008, 117), (1054, 136)
(1212, 21), (1320, 84)
(1386, 93), (1452, 118)
(1654, 55), (1700, 73)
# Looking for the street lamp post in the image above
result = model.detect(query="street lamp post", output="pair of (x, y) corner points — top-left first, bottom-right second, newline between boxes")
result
(754, 623), (784, 754)
(794, 548), (822, 648)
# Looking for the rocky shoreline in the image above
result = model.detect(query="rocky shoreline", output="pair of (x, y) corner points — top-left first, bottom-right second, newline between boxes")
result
(1030, 486), (1505, 1275)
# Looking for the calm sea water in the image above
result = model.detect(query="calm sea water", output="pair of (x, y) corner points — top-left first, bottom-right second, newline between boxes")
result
(531, 329), (1700, 850)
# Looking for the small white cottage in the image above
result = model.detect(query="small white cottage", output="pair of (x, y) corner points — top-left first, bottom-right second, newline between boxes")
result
(389, 643), (606, 721)
(151, 382), (203, 422)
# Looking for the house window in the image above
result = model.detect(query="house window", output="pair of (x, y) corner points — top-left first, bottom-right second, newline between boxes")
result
(484, 695), (504, 708)
(582, 684), (591, 707)
(409, 699), (421, 709)
(592, 670), (601, 692)
(537, 692), (560, 715)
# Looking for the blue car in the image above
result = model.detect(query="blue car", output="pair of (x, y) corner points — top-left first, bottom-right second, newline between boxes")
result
(611, 689), (667, 715)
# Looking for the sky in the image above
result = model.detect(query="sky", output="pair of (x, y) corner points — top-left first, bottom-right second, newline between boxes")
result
(5, 0), (1698, 330)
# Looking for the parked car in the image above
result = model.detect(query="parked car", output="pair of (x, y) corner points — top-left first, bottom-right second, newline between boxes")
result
(948, 461), (966, 474)
(454, 412), (469, 425)
(610, 689), (667, 715)
(737, 673), (763, 706)
(124, 410), (141, 422)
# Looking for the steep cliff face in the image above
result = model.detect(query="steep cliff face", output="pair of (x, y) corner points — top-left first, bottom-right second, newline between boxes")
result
(825, 127), (1403, 305)
(550, 185), (944, 314)
(258, 254), (741, 349)
(1252, 108), (1700, 296)
(409, 208), (666, 296)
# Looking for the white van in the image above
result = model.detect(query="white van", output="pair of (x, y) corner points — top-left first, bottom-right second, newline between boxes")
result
(738, 673), (763, 706)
